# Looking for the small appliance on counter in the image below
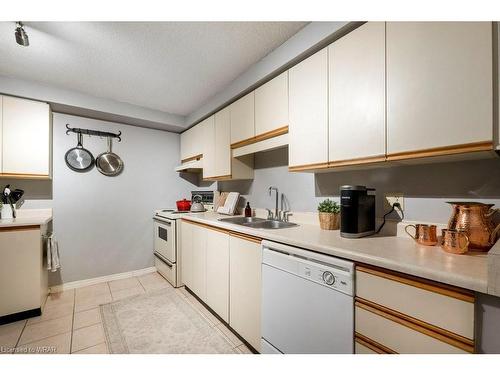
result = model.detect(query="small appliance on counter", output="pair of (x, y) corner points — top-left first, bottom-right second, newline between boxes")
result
(1, 185), (25, 219)
(340, 185), (375, 238)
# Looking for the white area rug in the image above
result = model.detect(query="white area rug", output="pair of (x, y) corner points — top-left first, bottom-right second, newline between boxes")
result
(100, 288), (236, 354)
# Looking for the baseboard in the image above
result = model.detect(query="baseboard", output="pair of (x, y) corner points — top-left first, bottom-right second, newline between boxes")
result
(49, 266), (157, 293)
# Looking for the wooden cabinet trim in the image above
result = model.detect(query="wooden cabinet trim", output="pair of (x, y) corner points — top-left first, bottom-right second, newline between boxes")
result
(355, 333), (397, 354)
(288, 162), (330, 172)
(231, 126), (288, 149)
(202, 174), (232, 181)
(386, 141), (493, 161)
(229, 231), (262, 244)
(356, 296), (474, 347)
(356, 265), (475, 303)
(355, 301), (474, 353)
(181, 154), (203, 164)
(181, 218), (230, 235)
(329, 155), (386, 167)
(0, 173), (50, 179)
(0, 225), (41, 232)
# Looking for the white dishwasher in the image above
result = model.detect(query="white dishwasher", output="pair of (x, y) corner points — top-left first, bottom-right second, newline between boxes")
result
(261, 240), (354, 354)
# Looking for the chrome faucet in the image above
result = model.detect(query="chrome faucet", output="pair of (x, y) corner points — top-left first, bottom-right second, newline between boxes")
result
(268, 186), (279, 220)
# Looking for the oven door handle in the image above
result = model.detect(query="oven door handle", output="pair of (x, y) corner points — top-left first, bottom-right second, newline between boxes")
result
(154, 217), (172, 226)
(154, 253), (173, 268)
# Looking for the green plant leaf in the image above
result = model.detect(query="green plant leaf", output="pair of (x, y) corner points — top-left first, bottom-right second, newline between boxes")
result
(317, 198), (340, 213)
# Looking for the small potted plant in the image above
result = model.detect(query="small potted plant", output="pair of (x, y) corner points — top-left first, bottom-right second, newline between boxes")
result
(318, 199), (340, 230)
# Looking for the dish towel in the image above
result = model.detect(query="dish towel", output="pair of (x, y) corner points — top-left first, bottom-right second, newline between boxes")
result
(46, 234), (61, 272)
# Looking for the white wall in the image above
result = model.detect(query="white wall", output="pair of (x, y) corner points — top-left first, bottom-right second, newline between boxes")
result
(12, 113), (196, 285)
(219, 147), (500, 224)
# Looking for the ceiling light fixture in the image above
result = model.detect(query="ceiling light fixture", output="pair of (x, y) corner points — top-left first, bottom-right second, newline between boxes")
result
(15, 21), (29, 47)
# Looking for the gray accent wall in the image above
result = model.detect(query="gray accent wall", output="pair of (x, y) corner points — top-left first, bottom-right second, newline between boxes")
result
(219, 147), (500, 223)
(50, 113), (195, 284)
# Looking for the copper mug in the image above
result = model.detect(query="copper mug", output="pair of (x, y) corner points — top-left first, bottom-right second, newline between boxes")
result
(405, 224), (438, 246)
(441, 229), (470, 254)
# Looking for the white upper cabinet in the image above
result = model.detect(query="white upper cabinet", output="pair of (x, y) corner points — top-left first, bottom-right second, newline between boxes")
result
(2, 96), (51, 176)
(214, 107), (232, 178)
(329, 22), (386, 164)
(255, 71), (289, 136)
(180, 122), (204, 161)
(230, 92), (255, 145)
(288, 48), (329, 169)
(386, 22), (493, 157)
(201, 116), (216, 179)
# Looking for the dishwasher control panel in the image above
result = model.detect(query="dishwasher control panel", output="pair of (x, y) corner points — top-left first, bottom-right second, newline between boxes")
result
(297, 262), (352, 295)
(262, 243), (354, 296)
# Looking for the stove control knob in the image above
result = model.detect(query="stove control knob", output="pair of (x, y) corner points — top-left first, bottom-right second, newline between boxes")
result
(322, 271), (335, 285)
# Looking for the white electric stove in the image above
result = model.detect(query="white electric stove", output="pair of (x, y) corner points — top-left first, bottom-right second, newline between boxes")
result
(153, 191), (215, 287)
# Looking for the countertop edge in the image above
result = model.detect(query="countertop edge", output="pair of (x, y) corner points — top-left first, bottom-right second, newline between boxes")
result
(180, 214), (489, 295)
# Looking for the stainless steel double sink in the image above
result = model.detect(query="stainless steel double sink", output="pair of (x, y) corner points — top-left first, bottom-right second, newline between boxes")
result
(218, 216), (298, 229)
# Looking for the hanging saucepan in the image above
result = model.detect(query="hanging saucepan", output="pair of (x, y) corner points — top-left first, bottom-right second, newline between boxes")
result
(96, 137), (124, 176)
(65, 132), (95, 172)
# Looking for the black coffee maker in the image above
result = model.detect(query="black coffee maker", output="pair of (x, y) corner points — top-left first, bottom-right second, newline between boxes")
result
(340, 185), (375, 238)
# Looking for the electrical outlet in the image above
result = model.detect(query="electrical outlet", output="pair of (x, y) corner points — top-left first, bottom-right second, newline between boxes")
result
(385, 193), (405, 215)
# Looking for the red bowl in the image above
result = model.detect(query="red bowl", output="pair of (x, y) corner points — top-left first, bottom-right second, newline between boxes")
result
(176, 199), (191, 212)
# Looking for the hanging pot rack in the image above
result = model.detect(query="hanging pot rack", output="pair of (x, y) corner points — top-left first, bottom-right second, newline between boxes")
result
(65, 124), (122, 142)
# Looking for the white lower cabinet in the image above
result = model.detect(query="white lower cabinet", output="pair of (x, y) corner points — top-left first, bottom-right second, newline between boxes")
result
(181, 221), (207, 300)
(205, 229), (230, 323)
(190, 225), (207, 301)
(0, 225), (48, 319)
(229, 234), (262, 351)
(180, 221), (261, 350)
(355, 265), (475, 354)
(180, 221), (194, 289)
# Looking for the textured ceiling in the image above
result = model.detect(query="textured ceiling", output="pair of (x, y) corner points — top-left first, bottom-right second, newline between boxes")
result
(0, 22), (307, 117)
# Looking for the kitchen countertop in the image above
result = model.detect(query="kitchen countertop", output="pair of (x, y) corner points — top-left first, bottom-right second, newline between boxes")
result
(181, 212), (490, 294)
(0, 208), (53, 228)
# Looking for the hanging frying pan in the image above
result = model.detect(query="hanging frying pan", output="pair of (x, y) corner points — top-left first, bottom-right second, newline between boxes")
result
(96, 137), (124, 176)
(65, 132), (95, 172)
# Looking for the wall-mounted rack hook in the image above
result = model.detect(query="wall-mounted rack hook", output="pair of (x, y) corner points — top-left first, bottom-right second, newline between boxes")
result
(65, 124), (122, 142)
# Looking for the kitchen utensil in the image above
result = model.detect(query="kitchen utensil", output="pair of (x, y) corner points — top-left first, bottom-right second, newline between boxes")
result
(190, 194), (206, 212)
(447, 202), (500, 251)
(1, 185), (16, 219)
(65, 132), (94, 172)
(176, 199), (192, 212)
(96, 137), (124, 176)
(405, 224), (438, 246)
(441, 229), (470, 254)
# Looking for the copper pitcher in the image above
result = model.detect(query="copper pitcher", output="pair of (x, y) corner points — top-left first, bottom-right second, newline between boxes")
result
(447, 202), (500, 251)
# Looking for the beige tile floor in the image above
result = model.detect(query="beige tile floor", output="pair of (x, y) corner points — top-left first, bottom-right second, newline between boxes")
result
(0, 272), (252, 354)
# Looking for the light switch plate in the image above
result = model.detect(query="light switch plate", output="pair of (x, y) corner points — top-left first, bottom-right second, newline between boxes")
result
(385, 193), (405, 216)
